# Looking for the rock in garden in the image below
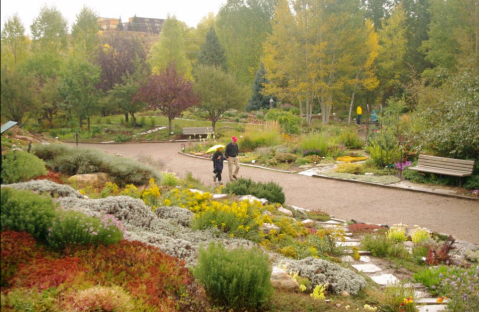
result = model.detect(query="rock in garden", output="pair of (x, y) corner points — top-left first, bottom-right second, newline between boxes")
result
(270, 267), (300, 292)
(278, 207), (293, 217)
(260, 223), (281, 234)
(301, 219), (315, 228)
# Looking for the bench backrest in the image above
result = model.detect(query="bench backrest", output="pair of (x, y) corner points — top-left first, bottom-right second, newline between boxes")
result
(183, 127), (214, 135)
(418, 154), (475, 174)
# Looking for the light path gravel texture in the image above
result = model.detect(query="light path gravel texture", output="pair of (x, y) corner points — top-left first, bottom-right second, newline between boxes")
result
(71, 142), (479, 245)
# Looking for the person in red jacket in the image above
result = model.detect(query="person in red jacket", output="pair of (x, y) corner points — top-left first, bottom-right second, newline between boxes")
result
(225, 136), (240, 181)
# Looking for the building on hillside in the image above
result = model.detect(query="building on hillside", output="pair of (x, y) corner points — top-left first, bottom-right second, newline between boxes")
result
(98, 18), (121, 31)
(126, 17), (164, 34)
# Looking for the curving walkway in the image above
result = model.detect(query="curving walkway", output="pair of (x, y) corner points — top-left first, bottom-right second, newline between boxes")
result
(72, 142), (479, 245)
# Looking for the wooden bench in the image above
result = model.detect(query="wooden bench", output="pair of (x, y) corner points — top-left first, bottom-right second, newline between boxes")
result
(182, 127), (214, 138)
(408, 154), (475, 187)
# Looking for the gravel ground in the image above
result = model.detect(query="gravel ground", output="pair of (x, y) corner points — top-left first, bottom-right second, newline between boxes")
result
(71, 142), (479, 245)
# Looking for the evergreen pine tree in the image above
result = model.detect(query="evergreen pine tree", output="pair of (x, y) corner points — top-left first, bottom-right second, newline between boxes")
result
(117, 17), (124, 31)
(196, 26), (228, 72)
(246, 63), (274, 112)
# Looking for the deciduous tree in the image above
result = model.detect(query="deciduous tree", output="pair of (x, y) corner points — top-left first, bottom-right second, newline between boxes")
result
(135, 64), (199, 133)
(148, 16), (190, 77)
(1, 14), (29, 70)
(71, 6), (100, 59)
(1, 68), (39, 126)
(58, 56), (101, 131)
(30, 5), (68, 54)
(194, 65), (248, 131)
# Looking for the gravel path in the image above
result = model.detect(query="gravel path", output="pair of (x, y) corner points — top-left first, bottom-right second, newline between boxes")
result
(73, 142), (479, 245)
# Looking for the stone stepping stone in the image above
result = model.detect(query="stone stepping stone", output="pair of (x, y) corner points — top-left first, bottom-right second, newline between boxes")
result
(352, 264), (382, 273)
(336, 241), (361, 247)
(417, 298), (450, 304)
(370, 274), (399, 286)
(359, 256), (371, 262)
(416, 305), (447, 312)
(212, 194), (228, 199)
(344, 237), (360, 242)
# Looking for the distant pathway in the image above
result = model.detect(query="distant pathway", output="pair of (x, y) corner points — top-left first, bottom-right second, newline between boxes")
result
(73, 142), (479, 245)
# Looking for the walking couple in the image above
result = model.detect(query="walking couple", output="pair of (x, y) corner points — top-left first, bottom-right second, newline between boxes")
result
(212, 136), (240, 185)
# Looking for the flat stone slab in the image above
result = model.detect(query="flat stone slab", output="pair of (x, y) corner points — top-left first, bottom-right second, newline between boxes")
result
(417, 298), (450, 304)
(336, 241), (361, 247)
(359, 256), (371, 262)
(370, 274), (399, 285)
(341, 256), (354, 262)
(212, 194), (228, 199)
(352, 264), (382, 273)
(416, 305), (447, 312)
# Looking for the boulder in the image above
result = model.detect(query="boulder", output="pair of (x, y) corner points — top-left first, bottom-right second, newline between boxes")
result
(260, 223), (280, 234)
(302, 219), (315, 228)
(278, 206), (293, 217)
(68, 173), (111, 188)
(270, 267), (300, 292)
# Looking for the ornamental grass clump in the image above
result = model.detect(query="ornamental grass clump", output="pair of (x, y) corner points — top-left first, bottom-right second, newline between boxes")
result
(193, 242), (273, 311)
(379, 282), (416, 312)
(1, 188), (57, 242)
(46, 210), (124, 251)
(361, 234), (411, 259)
(1, 150), (48, 184)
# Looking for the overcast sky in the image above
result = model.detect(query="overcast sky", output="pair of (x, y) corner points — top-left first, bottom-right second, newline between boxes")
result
(1, 0), (226, 34)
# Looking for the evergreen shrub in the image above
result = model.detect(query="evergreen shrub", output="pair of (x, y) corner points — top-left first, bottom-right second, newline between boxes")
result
(1, 188), (57, 242)
(1, 150), (47, 184)
(224, 178), (285, 204)
(46, 210), (124, 251)
(193, 242), (273, 311)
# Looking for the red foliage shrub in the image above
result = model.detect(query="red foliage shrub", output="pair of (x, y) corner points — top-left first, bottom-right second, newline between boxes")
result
(66, 240), (200, 310)
(12, 257), (86, 290)
(34, 169), (63, 184)
(1, 231), (39, 287)
(348, 223), (385, 235)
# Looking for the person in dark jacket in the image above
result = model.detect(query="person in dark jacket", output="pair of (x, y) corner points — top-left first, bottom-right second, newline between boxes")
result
(212, 146), (226, 185)
(225, 136), (240, 181)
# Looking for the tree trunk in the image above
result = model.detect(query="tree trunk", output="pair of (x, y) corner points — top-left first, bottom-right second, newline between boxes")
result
(87, 117), (91, 132)
(168, 117), (172, 134)
(131, 113), (136, 128)
(348, 92), (355, 125)
(124, 113), (129, 122)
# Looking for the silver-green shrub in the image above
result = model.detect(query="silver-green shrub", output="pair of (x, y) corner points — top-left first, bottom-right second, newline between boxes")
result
(33, 143), (161, 186)
(1, 150), (47, 184)
(57, 196), (255, 264)
(3, 180), (84, 198)
(281, 257), (367, 295)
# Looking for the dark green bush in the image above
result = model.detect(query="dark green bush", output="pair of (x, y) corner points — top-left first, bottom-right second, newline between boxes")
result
(193, 242), (273, 311)
(0, 188), (57, 242)
(33, 144), (160, 186)
(224, 178), (285, 204)
(1, 150), (48, 184)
